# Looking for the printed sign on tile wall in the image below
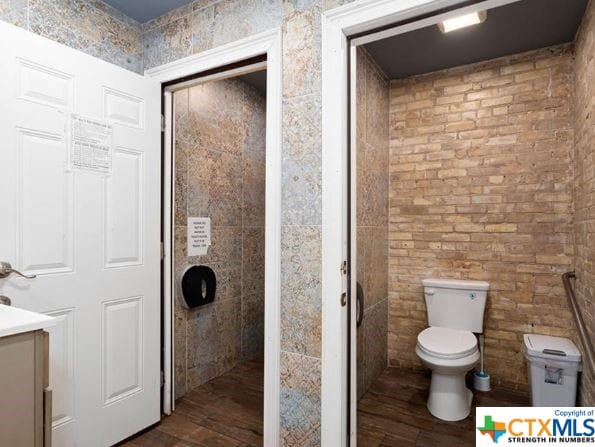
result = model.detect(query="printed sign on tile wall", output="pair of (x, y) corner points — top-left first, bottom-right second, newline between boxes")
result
(69, 114), (113, 175)
(188, 217), (211, 256)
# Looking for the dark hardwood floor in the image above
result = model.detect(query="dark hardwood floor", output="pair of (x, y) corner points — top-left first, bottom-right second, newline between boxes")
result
(123, 359), (264, 447)
(124, 361), (528, 447)
(357, 368), (529, 446)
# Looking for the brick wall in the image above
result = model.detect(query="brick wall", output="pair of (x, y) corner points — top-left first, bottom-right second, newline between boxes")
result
(573, 0), (595, 406)
(388, 45), (575, 391)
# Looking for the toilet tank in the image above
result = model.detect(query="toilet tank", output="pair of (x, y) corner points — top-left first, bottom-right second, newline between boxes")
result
(422, 278), (489, 333)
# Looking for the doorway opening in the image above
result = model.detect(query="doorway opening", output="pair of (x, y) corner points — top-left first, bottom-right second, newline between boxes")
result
(147, 29), (282, 447)
(325, 0), (588, 444)
(162, 61), (267, 446)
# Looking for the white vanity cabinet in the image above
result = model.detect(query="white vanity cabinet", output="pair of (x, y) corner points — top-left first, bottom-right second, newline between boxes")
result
(0, 306), (55, 446)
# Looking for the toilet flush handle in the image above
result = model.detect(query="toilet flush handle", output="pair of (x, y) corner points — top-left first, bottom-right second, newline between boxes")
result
(426, 288), (435, 296)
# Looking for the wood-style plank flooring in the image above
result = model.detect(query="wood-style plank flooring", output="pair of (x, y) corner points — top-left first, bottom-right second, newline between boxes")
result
(357, 368), (529, 446)
(123, 359), (264, 447)
(124, 360), (528, 447)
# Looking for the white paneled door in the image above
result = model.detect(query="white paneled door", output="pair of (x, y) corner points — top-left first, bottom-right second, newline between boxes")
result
(0, 21), (162, 446)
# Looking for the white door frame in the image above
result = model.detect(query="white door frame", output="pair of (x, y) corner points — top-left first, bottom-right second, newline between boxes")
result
(320, 0), (520, 445)
(146, 28), (282, 447)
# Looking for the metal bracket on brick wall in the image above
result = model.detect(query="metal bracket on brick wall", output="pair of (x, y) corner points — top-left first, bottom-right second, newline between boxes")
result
(562, 271), (595, 377)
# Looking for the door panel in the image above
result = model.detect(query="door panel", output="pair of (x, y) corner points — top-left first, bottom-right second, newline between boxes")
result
(18, 128), (75, 274)
(17, 59), (74, 109)
(0, 21), (161, 447)
(103, 148), (144, 268)
(102, 296), (143, 405)
(45, 309), (76, 429)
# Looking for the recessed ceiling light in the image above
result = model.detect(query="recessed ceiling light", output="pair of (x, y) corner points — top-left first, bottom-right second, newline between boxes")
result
(438, 11), (487, 33)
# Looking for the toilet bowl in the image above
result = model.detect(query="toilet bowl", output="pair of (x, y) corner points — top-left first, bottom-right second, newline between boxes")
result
(418, 277), (489, 421)
(416, 326), (479, 421)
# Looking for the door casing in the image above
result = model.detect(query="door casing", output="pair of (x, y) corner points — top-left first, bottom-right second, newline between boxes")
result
(146, 28), (283, 447)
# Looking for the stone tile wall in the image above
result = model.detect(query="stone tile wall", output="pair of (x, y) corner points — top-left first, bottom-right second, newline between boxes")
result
(0, 0), (143, 73)
(141, 0), (283, 71)
(173, 78), (266, 398)
(388, 45), (576, 391)
(355, 47), (389, 398)
(573, 0), (595, 406)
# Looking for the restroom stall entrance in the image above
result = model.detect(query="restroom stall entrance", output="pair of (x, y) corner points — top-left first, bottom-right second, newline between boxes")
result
(343, 0), (585, 444)
(164, 61), (268, 445)
(151, 30), (282, 446)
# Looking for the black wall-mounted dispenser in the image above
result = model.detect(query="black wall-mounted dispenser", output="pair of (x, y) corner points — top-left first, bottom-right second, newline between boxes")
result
(180, 265), (217, 309)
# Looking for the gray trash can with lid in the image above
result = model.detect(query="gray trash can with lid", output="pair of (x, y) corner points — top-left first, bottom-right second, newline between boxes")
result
(523, 334), (582, 406)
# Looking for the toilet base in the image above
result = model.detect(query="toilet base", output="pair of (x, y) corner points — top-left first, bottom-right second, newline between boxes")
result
(427, 371), (473, 421)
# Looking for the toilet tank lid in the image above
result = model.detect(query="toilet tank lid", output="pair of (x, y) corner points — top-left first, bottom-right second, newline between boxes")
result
(422, 278), (490, 291)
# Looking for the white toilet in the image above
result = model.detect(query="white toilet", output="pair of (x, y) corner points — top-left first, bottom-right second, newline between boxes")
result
(416, 278), (489, 421)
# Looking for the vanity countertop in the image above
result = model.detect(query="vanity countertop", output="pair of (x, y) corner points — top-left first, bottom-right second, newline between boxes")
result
(0, 304), (55, 338)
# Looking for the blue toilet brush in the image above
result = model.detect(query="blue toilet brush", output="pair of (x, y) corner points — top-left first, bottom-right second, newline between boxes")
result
(474, 334), (491, 391)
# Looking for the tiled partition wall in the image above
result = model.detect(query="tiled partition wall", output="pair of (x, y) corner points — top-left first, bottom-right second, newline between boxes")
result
(140, 1), (352, 442)
(388, 45), (576, 391)
(356, 48), (389, 398)
(573, 0), (595, 405)
(0, 0), (143, 72)
(144, 0), (360, 446)
(173, 78), (266, 398)
(141, 2), (359, 442)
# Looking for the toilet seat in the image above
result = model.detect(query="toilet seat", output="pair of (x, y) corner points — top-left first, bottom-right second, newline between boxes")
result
(417, 327), (477, 359)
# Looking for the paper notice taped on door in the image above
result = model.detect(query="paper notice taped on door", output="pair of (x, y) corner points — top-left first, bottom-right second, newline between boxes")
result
(69, 114), (113, 174)
(188, 217), (211, 256)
